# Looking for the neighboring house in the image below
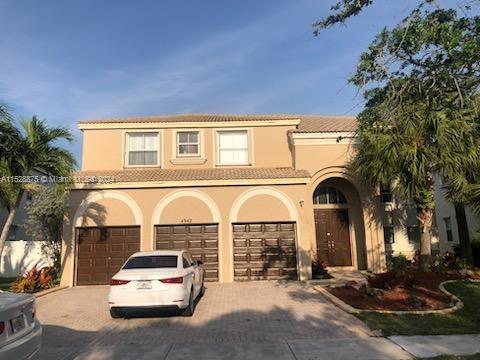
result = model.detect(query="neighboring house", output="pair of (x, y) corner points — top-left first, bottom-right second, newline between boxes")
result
(383, 176), (480, 259)
(433, 178), (480, 254)
(61, 114), (393, 286)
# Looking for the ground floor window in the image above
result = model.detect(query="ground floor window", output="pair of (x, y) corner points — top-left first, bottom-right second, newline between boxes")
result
(407, 225), (421, 243)
(443, 217), (453, 242)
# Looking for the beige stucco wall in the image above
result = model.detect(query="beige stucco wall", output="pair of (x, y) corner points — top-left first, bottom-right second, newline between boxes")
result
(82, 129), (123, 170)
(158, 196), (214, 224)
(236, 195), (291, 222)
(294, 143), (354, 173)
(61, 184), (313, 286)
(81, 125), (295, 171)
(76, 197), (137, 227)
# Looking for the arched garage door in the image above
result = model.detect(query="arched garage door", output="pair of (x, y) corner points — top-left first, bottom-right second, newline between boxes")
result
(76, 226), (140, 285)
(233, 222), (297, 281)
(155, 224), (219, 281)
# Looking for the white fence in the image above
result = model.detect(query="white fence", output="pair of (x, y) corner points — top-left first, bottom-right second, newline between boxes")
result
(0, 241), (53, 278)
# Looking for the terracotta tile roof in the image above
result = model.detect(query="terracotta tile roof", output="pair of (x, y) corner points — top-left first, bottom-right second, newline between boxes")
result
(79, 113), (301, 124)
(78, 113), (358, 132)
(293, 115), (357, 133)
(74, 167), (310, 183)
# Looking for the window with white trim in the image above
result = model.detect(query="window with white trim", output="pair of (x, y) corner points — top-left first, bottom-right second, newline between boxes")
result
(126, 132), (159, 166)
(217, 130), (249, 165)
(177, 131), (200, 157)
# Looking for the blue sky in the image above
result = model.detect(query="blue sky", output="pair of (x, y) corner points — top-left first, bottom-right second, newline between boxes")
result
(0, 0), (437, 163)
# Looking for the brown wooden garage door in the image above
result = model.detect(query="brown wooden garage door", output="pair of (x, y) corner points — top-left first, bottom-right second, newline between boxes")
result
(155, 224), (218, 281)
(233, 222), (297, 281)
(76, 227), (140, 285)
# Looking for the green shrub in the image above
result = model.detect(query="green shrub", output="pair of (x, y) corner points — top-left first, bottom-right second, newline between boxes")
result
(390, 254), (410, 272)
(432, 251), (468, 274)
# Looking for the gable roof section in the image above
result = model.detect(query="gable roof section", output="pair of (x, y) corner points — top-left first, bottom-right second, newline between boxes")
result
(293, 115), (357, 133)
(74, 167), (310, 184)
(78, 113), (357, 132)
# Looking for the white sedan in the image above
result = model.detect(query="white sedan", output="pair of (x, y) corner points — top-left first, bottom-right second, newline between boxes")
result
(108, 250), (205, 318)
(0, 291), (42, 360)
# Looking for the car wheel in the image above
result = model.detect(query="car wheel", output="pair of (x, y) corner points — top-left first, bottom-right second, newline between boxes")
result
(110, 308), (123, 319)
(182, 288), (195, 317)
(199, 281), (205, 297)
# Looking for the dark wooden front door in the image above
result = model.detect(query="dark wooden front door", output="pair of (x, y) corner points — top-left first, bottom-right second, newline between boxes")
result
(155, 224), (219, 281)
(314, 209), (352, 266)
(76, 226), (140, 285)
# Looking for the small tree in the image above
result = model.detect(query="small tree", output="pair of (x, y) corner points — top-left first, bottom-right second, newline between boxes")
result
(22, 186), (67, 272)
(0, 116), (75, 262)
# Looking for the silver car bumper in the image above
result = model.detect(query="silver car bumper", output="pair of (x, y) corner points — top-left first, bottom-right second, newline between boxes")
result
(0, 320), (42, 360)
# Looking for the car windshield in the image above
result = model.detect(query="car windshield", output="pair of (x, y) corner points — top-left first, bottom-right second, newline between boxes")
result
(122, 255), (178, 269)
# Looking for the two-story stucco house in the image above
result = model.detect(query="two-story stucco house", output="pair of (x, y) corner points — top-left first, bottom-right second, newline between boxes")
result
(60, 114), (390, 286)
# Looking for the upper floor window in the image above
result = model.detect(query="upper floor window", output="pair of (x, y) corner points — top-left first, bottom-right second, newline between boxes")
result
(126, 132), (159, 166)
(217, 130), (249, 165)
(313, 186), (347, 204)
(177, 131), (200, 157)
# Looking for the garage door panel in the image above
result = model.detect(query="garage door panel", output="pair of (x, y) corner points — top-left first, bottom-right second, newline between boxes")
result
(204, 239), (218, 248)
(188, 240), (202, 248)
(265, 238), (279, 247)
(76, 226), (140, 285)
(155, 224), (219, 282)
(233, 222), (297, 281)
(156, 241), (170, 249)
(204, 225), (218, 233)
(204, 269), (218, 280)
(234, 239), (247, 248)
(280, 223), (295, 231)
(173, 226), (187, 234)
(248, 224), (262, 232)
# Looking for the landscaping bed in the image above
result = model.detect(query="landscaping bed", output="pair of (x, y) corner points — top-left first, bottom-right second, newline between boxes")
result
(327, 271), (464, 311)
(357, 281), (480, 336)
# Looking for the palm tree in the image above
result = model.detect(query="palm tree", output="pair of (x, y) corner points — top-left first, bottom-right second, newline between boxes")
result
(0, 116), (76, 261)
(353, 81), (480, 270)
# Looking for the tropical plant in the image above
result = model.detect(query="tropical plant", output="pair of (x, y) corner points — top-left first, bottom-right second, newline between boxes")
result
(10, 266), (56, 293)
(0, 116), (75, 262)
(314, 2), (480, 269)
(22, 185), (67, 273)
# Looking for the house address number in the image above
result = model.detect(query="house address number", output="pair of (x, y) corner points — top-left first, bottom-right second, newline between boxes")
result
(181, 218), (192, 223)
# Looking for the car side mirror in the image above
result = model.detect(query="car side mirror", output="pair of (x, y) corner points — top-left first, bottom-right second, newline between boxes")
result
(196, 260), (203, 266)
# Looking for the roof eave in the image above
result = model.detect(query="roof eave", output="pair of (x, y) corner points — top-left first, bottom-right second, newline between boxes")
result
(77, 119), (301, 130)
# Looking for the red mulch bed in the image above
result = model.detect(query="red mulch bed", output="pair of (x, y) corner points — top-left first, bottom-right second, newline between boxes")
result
(327, 271), (466, 311)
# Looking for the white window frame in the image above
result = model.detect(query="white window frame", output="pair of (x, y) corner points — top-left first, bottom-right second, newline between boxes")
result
(215, 129), (252, 166)
(124, 131), (161, 168)
(176, 130), (201, 157)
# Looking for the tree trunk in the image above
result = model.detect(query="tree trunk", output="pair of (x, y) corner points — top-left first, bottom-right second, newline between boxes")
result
(0, 190), (24, 265)
(454, 204), (474, 265)
(418, 208), (434, 271)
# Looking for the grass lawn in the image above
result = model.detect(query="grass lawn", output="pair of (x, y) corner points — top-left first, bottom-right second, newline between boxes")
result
(0, 277), (16, 291)
(357, 281), (480, 336)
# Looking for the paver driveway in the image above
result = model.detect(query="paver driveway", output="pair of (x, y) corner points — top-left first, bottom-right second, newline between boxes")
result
(36, 281), (374, 359)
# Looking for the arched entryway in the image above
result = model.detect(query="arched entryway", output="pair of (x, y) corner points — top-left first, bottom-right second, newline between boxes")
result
(312, 178), (367, 269)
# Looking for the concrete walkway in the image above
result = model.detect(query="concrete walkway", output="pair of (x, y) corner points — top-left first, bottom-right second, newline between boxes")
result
(390, 334), (480, 358)
(39, 338), (412, 360)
